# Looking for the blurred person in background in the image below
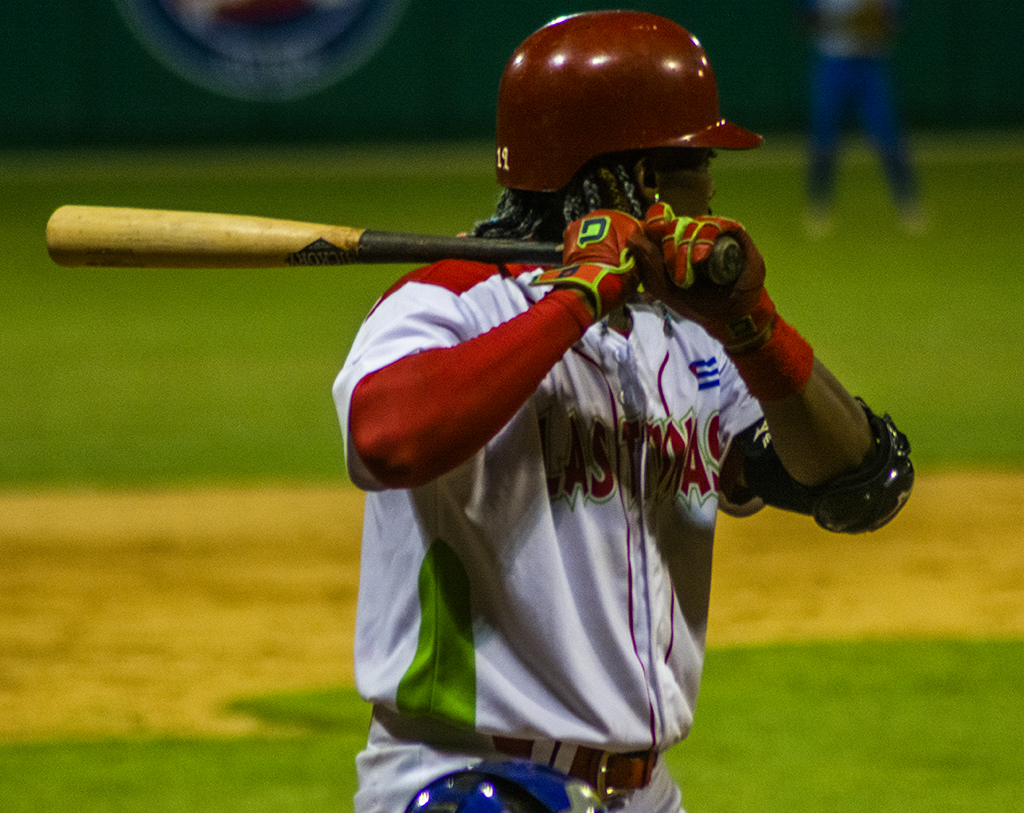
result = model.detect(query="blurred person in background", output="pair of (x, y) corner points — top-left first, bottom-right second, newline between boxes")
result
(798, 0), (926, 236)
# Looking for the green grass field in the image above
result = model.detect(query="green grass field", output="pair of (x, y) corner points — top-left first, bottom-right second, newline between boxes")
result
(2, 135), (1023, 811)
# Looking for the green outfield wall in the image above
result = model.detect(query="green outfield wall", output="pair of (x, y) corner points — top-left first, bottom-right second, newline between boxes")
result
(1, 2), (1019, 149)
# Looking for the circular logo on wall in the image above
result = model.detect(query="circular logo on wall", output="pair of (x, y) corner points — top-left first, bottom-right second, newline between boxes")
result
(114, 0), (409, 101)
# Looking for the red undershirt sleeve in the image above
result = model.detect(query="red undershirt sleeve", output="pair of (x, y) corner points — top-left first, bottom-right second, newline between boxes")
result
(350, 289), (593, 488)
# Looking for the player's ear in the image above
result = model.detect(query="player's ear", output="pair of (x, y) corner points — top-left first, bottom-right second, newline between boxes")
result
(632, 156), (660, 208)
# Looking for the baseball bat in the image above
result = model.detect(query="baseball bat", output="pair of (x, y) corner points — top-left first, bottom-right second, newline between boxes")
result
(45, 204), (744, 284)
(46, 205), (563, 269)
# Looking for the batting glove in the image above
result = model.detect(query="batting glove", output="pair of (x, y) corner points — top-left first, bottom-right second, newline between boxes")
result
(531, 210), (649, 319)
(644, 202), (773, 353)
(644, 203), (814, 401)
(644, 203), (748, 289)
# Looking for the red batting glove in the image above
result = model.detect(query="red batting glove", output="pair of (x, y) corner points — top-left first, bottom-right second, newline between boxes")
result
(644, 202), (773, 352)
(644, 202), (814, 401)
(532, 210), (654, 319)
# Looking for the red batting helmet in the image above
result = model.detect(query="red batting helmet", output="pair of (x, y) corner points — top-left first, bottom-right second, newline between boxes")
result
(495, 10), (763, 192)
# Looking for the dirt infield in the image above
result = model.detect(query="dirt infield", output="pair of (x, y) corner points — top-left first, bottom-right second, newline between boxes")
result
(1, 469), (1022, 741)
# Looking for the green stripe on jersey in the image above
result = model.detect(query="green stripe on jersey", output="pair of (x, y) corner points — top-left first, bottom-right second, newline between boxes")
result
(396, 539), (476, 726)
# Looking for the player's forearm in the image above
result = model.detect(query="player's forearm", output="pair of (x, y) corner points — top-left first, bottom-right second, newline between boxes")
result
(759, 358), (873, 486)
(349, 290), (592, 488)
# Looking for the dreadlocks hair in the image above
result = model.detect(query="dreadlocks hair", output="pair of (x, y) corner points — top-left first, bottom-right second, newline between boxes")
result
(472, 154), (648, 243)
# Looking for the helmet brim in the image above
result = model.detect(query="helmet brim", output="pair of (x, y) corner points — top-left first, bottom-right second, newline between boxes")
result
(672, 119), (764, 150)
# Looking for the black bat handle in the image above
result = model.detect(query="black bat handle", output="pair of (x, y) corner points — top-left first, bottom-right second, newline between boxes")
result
(358, 231), (562, 267)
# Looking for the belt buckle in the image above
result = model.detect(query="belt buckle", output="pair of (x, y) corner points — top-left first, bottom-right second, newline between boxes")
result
(594, 751), (620, 801)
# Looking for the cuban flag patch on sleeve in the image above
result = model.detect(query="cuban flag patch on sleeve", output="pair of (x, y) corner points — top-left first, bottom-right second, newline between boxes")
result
(689, 357), (720, 390)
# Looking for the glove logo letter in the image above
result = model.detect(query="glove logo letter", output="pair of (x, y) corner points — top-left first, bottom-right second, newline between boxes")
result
(576, 215), (610, 248)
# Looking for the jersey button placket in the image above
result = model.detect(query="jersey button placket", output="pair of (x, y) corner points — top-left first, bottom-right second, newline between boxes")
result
(611, 336), (661, 735)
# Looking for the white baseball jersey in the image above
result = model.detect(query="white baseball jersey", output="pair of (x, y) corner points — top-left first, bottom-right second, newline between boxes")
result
(333, 260), (763, 753)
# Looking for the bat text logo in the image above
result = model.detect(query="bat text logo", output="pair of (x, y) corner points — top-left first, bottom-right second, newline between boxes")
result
(287, 238), (354, 265)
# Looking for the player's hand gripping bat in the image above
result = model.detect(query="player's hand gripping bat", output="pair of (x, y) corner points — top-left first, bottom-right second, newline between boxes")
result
(45, 205), (743, 285)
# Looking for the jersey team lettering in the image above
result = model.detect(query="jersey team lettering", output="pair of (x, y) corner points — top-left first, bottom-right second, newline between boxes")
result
(539, 410), (722, 508)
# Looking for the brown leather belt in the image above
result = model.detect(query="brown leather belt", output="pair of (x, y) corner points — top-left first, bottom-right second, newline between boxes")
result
(493, 736), (656, 799)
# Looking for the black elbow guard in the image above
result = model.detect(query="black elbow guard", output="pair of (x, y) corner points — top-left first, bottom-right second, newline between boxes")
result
(812, 403), (914, 532)
(740, 400), (914, 533)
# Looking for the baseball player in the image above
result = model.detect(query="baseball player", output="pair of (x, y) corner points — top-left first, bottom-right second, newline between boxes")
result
(333, 11), (913, 813)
